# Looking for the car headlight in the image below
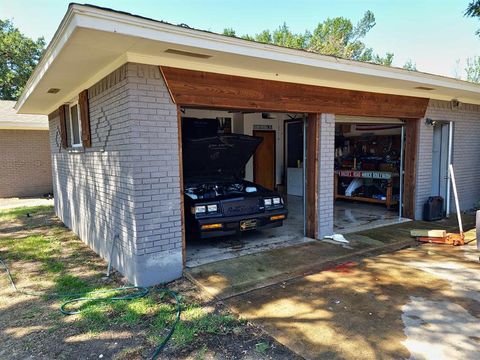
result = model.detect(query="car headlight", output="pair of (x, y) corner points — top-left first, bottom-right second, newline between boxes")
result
(273, 197), (281, 205)
(194, 205), (206, 214)
(207, 204), (218, 212)
(264, 198), (272, 206)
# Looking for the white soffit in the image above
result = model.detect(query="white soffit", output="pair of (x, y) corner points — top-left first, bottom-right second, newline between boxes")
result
(16, 4), (480, 115)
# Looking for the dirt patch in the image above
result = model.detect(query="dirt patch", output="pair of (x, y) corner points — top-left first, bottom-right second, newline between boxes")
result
(0, 206), (300, 359)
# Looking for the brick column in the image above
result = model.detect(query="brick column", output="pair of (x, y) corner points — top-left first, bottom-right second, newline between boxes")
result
(127, 63), (183, 286)
(317, 113), (335, 238)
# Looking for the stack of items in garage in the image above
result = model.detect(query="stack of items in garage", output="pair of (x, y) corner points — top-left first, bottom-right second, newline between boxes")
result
(334, 124), (402, 208)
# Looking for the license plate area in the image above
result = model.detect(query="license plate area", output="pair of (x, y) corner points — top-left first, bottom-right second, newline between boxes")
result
(240, 219), (257, 231)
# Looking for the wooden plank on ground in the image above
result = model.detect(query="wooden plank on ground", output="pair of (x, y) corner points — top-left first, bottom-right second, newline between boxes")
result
(410, 229), (447, 238)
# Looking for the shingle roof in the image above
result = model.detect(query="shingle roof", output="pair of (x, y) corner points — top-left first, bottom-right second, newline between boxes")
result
(0, 100), (48, 130)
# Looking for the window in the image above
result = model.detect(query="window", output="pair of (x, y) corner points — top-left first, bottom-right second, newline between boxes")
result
(67, 103), (82, 147)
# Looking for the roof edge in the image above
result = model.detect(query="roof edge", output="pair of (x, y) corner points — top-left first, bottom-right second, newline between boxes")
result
(68, 3), (480, 91)
(16, 3), (480, 113)
(15, 4), (78, 111)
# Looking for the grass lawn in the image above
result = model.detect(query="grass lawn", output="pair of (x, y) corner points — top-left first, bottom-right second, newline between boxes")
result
(0, 205), (298, 360)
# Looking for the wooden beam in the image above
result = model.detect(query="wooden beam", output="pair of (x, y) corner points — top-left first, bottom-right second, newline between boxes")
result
(306, 113), (320, 239)
(403, 118), (419, 219)
(161, 66), (429, 119)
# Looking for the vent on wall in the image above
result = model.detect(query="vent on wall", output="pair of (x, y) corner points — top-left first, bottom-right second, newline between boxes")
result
(164, 48), (212, 59)
(47, 88), (60, 94)
(414, 86), (435, 91)
(451, 99), (461, 110)
(261, 112), (276, 119)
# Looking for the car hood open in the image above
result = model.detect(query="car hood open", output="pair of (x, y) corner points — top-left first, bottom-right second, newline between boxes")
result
(183, 134), (262, 179)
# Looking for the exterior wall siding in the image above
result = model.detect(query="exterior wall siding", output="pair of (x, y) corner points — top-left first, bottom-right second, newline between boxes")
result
(0, 129), (52, 197)
(414, 119), (434, 219)
(415, 100), (480, 219)
(317, 113), (335, 237)
(49, 63), (182, 286)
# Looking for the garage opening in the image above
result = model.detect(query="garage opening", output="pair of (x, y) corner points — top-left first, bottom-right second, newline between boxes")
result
(334, 116), (410, 233)
(181, 108), (310, 267)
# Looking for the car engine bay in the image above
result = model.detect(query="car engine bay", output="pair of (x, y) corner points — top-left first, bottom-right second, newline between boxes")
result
(185, 182), (258, 200)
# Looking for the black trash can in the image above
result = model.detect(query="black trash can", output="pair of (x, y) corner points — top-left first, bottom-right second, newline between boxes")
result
(423, 196), (444, 221)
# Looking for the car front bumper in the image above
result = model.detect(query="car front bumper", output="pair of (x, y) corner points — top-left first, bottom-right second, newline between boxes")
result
(194, 208), (288, 239)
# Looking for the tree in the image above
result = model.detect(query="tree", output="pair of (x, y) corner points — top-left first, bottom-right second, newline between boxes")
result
(403, 59), (417, 71)
(453, 59), (462, 79)
(223, 11), (393, 66)
(255, 30), (272, 43)
(272, 23), (310, 49)
(357, 47), (394, 66)
(465, 56), (480, 83)
(0, 19), (45, 100)
(308, 11), (375, 60)
(222, 28), (236, 37)
(465, 0), (480, 36)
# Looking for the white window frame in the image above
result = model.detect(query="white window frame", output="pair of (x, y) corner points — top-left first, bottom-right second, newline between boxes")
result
(68, 101), (82, 148)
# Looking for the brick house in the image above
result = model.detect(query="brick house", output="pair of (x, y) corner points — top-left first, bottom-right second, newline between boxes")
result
(15, 4), (480, 286)
(0, 100), (52, 198)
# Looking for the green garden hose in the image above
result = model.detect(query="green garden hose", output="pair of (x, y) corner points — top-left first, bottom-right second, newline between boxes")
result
(0, 258), (181, 359)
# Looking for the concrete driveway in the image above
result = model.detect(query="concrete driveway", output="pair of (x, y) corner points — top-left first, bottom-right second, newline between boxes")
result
(187, 217), (480, 359)
(0, 197), (53, 210)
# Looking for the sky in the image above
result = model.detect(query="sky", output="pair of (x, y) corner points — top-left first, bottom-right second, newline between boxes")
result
(1, 0), (479, 79)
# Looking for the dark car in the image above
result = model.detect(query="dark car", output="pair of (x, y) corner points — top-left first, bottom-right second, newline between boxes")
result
(183, 133), (288, 239)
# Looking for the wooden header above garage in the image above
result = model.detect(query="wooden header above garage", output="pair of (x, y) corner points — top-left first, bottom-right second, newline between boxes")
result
(160, 66), (429, 119)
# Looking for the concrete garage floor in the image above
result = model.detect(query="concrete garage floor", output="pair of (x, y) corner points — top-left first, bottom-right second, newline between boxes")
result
(186, 215), (479, 359)
(186, 195), (312, 267)
(334, 200), (410, 234)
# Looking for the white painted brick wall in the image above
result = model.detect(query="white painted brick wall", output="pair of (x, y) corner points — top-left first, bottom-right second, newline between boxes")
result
(317, 113), (335, 237)
(49, 63), (182, 286)
(415, 100), (480, 218)
(414, 118), (433, 219)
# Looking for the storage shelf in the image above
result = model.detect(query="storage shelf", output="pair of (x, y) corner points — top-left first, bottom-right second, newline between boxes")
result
(334, 172), (398, 209)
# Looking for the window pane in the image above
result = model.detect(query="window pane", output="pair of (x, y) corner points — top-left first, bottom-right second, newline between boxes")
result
(70, 105), (80, 145)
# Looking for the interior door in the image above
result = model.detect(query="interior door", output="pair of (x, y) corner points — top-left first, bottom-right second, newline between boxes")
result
(285, 121), (304, 196)
(253, 130), (276, 190)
